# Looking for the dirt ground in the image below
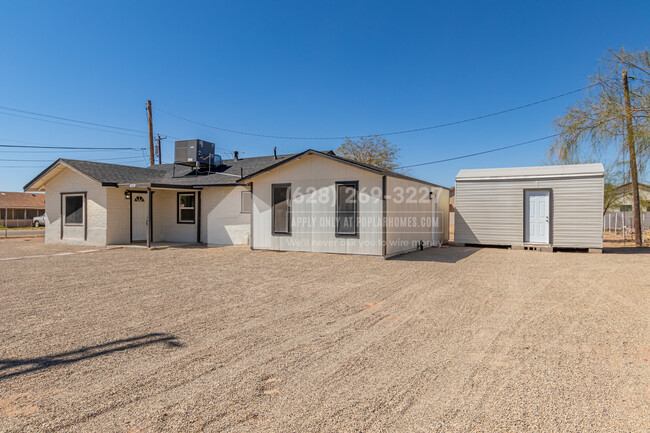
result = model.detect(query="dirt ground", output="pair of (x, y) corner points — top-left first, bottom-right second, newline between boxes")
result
(603, 230), (650, 248)
(0, 238), (648, 432)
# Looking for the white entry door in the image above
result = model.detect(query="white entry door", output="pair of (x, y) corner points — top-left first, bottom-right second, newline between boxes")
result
(525, 190), (549, 244)
(131, 194), (148, 241)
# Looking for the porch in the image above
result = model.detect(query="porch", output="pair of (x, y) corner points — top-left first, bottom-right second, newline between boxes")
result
(112, 185), (203, 248)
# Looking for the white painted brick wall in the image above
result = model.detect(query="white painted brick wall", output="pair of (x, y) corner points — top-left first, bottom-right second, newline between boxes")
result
(44, 167), (108, 246)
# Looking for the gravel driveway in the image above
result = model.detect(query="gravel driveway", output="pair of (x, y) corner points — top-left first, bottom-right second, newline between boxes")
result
(0, 239), (648, 432)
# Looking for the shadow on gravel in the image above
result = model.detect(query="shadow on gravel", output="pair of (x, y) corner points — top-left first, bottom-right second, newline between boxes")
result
(604, 247), (650, 254)
(389, 246), (478, 263)
(0, 333), (182, 380)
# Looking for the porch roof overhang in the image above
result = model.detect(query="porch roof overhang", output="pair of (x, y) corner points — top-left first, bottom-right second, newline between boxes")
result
(113, 182), (203, 190)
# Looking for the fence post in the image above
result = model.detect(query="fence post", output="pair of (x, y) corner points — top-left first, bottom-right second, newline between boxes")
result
(4, 207), (7, 238)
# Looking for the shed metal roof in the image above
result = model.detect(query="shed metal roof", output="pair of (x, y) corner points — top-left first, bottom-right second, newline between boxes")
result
(456, 163), (604, 181)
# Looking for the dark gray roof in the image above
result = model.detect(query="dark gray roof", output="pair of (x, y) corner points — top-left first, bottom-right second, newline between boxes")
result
(239, 149), (450, 190)
(25, 149), (449, 191)
(24, 153), (300, 190)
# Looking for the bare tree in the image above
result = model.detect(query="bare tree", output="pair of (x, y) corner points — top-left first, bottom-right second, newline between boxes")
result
(550, 48), (650, 245)
(336, 136), (400, 170)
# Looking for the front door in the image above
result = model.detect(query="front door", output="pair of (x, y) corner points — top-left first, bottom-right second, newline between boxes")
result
(131, 194), (148, 241)
(525, 190), (549, 244)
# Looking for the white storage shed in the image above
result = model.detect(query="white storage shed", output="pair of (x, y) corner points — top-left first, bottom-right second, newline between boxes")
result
(454, 163), (604, 251)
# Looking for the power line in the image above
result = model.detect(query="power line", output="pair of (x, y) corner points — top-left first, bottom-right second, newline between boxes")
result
(395, 134), (559, 169)
(0, 143), (146, 150)
(154, 83), (600, 140)
(0, 110), (149, 138)
(0, 105), (146, 134)
(0, 156), (146, 162)
(0, 105), (180, 140)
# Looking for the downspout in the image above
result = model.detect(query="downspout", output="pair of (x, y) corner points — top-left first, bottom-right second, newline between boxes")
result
(146, 187), (152, 248)
(197, 190), (201, 243)
(382, 175), (387, 257)
(249, 182), (254, 250)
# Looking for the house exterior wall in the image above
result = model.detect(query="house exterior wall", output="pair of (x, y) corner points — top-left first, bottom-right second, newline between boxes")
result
(201, 186), (251, 245)
(152, 190), (198, 243)
(384, 177), (449, 256)
(105, 188), (131, 245)
(455, 174), (604, 249)
(43, 168), (107, 246)
(438, 187), (450, 243)
(250, 155), (383, 255)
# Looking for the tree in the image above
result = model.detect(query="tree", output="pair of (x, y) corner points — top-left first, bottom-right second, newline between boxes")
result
(336, 136), (400, 170)
(550, 48), (650, 246)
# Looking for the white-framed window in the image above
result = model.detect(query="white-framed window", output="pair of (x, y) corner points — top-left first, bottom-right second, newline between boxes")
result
(64, 194), (84, 225)
(241, 191), (252, 213)
(177, 192), (196, 224)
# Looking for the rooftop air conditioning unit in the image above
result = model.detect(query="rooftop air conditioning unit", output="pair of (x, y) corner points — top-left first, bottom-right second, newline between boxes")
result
(174, 139), (222, 168)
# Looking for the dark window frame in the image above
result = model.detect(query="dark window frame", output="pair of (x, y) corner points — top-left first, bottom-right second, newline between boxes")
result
(335, 180), (359, 237)
(177, 192), (196, 224)
(63, 193), (85, 226)
(271, 183), (291, 236)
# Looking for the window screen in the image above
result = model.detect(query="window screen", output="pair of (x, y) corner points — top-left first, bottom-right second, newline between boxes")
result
(178, 193), (196, 223)
(241, 191), (252, 213)
(65, 195), (84, 225)
(272, 184), (291, 234)
(336, 182), (358, 235)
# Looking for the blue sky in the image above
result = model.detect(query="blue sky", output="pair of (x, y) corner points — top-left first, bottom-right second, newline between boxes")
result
(1, 1), (649, 191)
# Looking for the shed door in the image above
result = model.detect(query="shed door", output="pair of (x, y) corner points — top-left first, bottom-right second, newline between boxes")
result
(131, 194), (148, 241)
(525, 191), (549, 244)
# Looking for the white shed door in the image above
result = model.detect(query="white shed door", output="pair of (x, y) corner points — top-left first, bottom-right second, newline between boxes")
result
(132, 194), (148, 241)
(525, 191), (549, 244)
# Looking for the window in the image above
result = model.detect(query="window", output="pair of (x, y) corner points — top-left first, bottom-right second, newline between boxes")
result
(272, 184), (291, 234)
(65, 195), (84, 225)
(178, 193), (196, 223)
(26, 209), (40, 219)
(619, 205), (633, 212)
(336, 181), (358, 236)
(241, 191), (252, 213)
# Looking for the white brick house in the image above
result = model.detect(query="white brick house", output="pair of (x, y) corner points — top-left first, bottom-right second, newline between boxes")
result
(24, 148), (449, 256)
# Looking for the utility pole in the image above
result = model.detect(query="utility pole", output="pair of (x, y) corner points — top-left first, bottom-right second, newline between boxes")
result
(622, 70), (642, 246)
(155, 134), (167, 164)
(146, 100), (155, 166)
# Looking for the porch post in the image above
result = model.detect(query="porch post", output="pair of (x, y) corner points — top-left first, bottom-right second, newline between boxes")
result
(147, 187), (152, 248)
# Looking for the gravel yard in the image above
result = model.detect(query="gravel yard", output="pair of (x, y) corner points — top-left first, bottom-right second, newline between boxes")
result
(0, 239), (648, 432)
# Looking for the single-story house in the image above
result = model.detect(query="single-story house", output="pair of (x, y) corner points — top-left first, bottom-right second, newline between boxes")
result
(609, 182), (650, 212)
(0, 191), (45, 228)
(24, 142), (449, 257)
(454, 163), (604, 252)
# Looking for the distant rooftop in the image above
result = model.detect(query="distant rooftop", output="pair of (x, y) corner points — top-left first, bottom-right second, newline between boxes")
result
(0, 191), (45, 208)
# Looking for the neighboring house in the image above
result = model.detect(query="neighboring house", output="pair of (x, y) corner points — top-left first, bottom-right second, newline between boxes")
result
(609, 182), (650, 212)
(0, 191), (45, 228)
(24, 141), (449, 257)
(454, 164), (604, 251)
